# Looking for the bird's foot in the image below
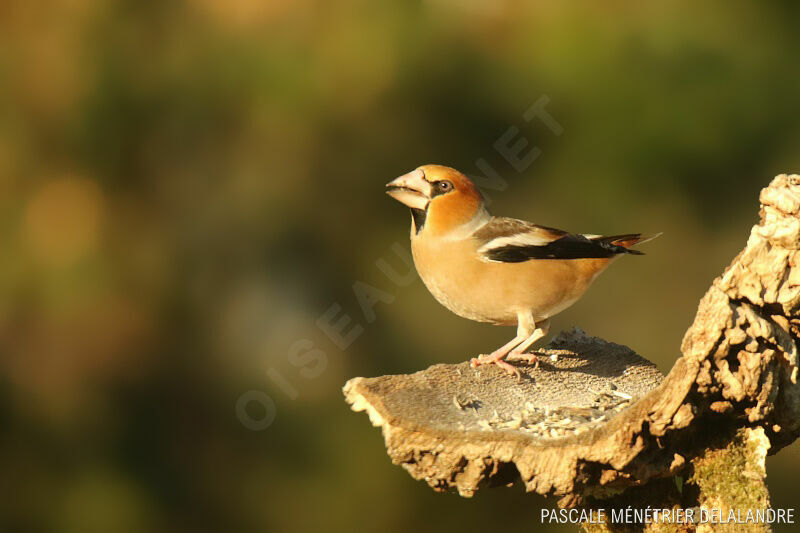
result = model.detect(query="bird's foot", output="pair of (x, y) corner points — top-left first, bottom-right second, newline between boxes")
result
(508, 349), (540, 368)
(521, 353), (540, 368)
(470, 352), (520, 378)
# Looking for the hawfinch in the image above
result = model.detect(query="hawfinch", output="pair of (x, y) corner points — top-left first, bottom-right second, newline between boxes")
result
(386, 164), (656, 376)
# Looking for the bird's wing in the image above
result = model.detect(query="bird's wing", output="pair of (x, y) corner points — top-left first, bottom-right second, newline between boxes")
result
(474, 217), (644, 263)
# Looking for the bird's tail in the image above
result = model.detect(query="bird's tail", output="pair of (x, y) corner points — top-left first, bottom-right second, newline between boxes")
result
(592, 232), (662, 255)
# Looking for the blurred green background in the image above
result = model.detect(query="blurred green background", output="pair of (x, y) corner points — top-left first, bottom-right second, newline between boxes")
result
(1, 1), (799, 531)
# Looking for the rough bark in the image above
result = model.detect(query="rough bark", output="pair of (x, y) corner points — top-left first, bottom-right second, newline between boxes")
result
(344, 175), (800, 522)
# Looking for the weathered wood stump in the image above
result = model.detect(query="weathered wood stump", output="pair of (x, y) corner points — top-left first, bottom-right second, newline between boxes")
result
(344, 175), (800, 531)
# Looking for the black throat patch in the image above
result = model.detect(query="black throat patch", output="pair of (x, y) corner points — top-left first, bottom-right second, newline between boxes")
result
(411, 208), (427, 234)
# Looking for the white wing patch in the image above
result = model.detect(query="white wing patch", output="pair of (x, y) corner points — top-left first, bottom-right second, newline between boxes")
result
(478, 232), (556, 260)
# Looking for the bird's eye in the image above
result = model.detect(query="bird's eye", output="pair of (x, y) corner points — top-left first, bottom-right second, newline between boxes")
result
(436, 180), (453, 193)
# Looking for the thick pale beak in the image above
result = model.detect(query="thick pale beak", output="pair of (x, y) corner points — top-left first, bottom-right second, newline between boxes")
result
(385, 168), (432, 210)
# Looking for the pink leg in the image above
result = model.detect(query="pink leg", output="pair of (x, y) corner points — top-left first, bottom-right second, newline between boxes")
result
(470, 313), (550, 378)
(470, 312), (543, 378)
(470, 334), (525, 377)
(508, 320), (551, 368)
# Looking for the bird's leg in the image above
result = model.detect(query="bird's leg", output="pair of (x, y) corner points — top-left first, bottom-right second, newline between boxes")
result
(470, 335), (525, 366)
(508, 319), (550, 367)
(470, 312), (536, 377)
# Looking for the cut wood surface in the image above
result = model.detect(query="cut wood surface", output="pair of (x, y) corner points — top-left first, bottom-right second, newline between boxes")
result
(344, 174), (800, 514)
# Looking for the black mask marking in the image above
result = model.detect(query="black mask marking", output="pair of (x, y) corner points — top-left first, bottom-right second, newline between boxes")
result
(411, 208), (427, 234)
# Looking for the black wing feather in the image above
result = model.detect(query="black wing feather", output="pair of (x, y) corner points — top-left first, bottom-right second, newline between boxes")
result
(484, 234), (643, 263)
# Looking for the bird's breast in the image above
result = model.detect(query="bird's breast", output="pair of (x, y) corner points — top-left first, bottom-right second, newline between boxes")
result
(410, 236), (609, 325)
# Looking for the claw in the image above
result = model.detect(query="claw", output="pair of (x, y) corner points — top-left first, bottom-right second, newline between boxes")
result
(524, 353), (540, 369)
(512, 351), (539, 368)
(494, 359), (521, 379)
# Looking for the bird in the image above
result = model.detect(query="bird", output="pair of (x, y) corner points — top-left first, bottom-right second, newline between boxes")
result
(385, 164), (657, 377)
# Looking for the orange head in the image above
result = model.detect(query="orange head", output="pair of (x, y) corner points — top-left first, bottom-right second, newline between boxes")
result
(386, 165), (486, 237)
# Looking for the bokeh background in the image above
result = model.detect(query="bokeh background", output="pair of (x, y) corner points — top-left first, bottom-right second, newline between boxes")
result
(2, 1), (799, 531)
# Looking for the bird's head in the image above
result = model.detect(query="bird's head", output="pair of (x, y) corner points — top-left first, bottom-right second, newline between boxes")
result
(386, 165), (486, 237)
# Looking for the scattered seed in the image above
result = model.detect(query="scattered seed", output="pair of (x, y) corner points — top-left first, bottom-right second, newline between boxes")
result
(611, 390), (632, 400)
(453, 396), (465, 410)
